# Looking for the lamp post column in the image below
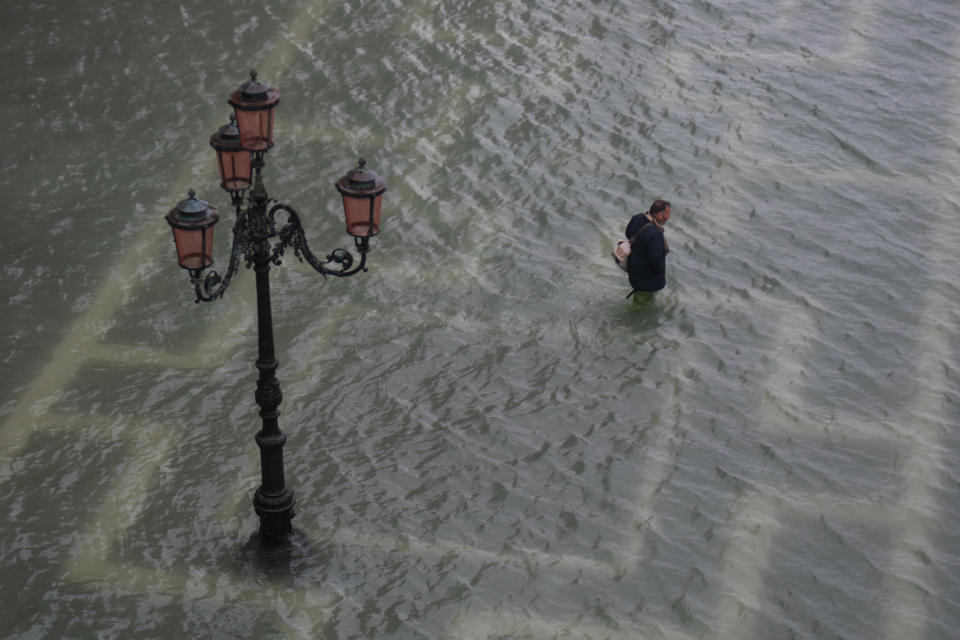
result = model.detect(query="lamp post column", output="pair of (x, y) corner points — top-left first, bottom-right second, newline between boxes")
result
(248, 164), (295, 542)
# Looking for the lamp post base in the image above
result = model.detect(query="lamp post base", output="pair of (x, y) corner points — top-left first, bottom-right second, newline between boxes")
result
(253, 487), (296, 543)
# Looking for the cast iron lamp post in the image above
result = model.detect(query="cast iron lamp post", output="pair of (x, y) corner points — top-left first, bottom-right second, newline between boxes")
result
(164, 70), (387, 543)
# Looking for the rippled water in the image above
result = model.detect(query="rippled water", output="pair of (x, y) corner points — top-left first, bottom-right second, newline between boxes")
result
(2, 0), (959, 638)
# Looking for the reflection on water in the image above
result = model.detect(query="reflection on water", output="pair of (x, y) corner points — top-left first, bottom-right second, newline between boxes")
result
(2, 0), (960, 638)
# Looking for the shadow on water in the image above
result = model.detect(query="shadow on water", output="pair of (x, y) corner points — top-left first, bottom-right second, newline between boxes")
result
(234, 529), (331, 581)
(604, 289), (680, 337)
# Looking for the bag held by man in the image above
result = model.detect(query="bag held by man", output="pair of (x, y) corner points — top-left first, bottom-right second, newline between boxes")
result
(612, 238), (631, 271)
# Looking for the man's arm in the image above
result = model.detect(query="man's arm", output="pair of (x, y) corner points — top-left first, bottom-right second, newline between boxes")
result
(645, 230), (665, 273)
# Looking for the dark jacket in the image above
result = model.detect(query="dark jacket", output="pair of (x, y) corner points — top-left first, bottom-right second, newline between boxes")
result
(625, 213), (667, 292)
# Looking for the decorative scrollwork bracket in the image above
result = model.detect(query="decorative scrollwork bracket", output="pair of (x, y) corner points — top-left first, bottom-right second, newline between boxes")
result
(190, 208), (253, 303)
(269, 202), (369, 278)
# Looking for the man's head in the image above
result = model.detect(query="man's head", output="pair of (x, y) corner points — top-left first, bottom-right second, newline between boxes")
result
(650, 199), (671, 225)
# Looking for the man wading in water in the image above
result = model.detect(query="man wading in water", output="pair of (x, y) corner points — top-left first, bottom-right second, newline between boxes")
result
(624, 199), (671, 301)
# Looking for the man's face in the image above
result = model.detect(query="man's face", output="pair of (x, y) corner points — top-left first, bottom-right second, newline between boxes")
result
(656, 205), (671, 225)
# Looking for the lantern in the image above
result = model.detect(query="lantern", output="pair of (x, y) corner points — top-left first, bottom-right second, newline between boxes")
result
(209, 114), (252, 191)
(165, 189), (219, 271)
(335, 158), (387, 238)
(228, 70), (280, 151)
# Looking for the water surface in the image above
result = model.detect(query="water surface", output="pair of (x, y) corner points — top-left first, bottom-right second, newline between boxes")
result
(2, 0), (959, 638)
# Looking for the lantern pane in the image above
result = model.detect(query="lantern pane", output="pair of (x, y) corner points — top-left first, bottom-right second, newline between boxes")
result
(217, 148), (252, 190)
(171, 226), (215, 270)
(343, 194), (382, 237)
(235, 108), (275, 151)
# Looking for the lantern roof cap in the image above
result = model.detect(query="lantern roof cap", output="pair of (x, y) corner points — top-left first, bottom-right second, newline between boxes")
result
(209, 114), (242, 150)
(336, 158), (387, 197)
(166, 189), (219, 230)
(240, 69), (269, 99)
(229, 69), (279, 109)
(178, 189), (209, 215)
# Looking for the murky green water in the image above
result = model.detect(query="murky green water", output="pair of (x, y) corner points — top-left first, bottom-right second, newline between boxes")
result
(2, 0), (959, 638)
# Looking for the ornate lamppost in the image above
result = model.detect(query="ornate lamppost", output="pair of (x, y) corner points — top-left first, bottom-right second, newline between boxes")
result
(164, 70), (387, 543)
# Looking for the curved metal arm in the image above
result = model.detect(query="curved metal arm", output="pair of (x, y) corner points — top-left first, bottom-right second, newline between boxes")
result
(268, 202), (369, 278)
(191, 208), (252, 303)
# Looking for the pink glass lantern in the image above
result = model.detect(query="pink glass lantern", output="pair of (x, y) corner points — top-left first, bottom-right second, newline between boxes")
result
(209, 114), (252, 191)
(227, 70), (280, 151)
(335, 158), (387, 238)
(165, 189), (219, 271)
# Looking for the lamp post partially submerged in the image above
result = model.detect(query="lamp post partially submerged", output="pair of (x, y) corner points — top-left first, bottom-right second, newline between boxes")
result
(164, 69), (387, 544)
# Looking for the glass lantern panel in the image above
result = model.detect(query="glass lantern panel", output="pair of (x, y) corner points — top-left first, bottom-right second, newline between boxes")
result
(172, 226), (215, 270)
(235, 109), (274, 151)
(217, 149), (252, 190)
(343, 194), (382, 237)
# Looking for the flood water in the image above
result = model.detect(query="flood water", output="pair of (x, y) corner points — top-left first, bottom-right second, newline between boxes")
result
(2, 0), (959, 638)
